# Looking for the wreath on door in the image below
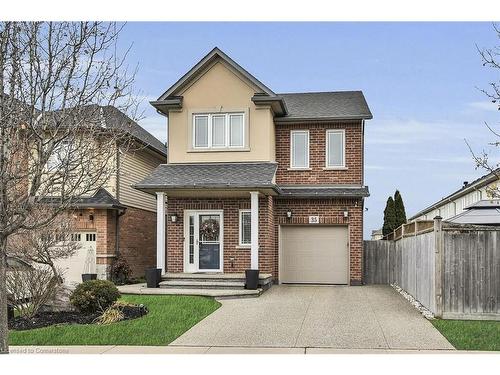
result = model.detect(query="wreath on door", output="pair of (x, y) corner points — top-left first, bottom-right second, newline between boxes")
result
(200, 218), (220, 241)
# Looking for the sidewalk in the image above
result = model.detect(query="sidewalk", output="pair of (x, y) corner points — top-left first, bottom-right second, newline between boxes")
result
(9, 345), (478, 354)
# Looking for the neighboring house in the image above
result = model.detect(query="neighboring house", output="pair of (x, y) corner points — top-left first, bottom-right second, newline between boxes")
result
(371, 229), (383, 240)
(136, 48), (372, 285)
(446, 199), (500, 225)
(410, 169), (500, 223)
(47, 106), (167, 285)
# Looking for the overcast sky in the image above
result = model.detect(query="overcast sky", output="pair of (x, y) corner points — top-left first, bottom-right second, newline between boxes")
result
(118, 22), (499, 239)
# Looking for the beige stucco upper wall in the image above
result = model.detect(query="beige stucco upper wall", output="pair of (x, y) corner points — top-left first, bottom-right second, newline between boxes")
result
(167, 60), (275, 163)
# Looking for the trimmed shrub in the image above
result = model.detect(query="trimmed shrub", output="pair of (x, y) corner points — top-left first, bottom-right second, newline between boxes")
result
(70, 280), (121, 313)
(109, 255), (132, 285)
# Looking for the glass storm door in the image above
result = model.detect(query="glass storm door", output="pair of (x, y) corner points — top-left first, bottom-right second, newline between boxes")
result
(184, 211), (222, 272)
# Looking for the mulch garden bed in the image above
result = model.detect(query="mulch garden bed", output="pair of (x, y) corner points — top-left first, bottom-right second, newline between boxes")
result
(8, 305), (148, 331)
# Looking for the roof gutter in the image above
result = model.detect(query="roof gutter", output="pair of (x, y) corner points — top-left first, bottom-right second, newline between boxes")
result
(274, 115), (373, 123)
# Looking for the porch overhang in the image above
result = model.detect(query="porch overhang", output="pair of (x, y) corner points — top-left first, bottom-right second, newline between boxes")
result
(134, 162), (279, 197)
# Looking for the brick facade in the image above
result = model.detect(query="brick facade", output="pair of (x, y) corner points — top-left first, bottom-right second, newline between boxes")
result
(274, 197), (364, 285)
(164, 195), (363, 285)
(166, 197), (275, 274)
(275, 121), (363, 185)
(119, 207), (157, 278)
(71, 206), (158, 279)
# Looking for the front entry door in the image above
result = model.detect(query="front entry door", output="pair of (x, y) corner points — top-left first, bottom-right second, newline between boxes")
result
(184, 210), (223, 272)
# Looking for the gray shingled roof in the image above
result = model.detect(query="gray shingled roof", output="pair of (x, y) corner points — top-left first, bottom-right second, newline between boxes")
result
(97, 106), (167, 157)
(40, 188), (126, 209)
(278, 186), (370, 198)
(447, 207), (500, 225)
(276, 91), (372, 121)
(135, 163), (279, 190)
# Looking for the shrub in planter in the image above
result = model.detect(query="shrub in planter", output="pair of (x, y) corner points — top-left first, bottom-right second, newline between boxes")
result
(70, 280), (121, 313)
(109, 255), (132, 285)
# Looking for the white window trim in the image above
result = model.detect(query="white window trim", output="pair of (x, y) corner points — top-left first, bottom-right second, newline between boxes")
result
(192, 112), (245, 150)
(290, 130), (310, 169)
(238, 209), (251, 248)
(325, 129), (347, 170)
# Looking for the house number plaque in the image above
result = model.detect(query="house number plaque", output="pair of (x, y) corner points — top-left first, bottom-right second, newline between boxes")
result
(308, 215), (320, 224)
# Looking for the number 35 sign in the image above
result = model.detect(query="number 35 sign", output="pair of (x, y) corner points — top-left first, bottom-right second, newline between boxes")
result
(308, 215), (320, 224)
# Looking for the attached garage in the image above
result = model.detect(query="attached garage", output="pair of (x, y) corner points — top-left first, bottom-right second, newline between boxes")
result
(55, 232), (97, 287)
(280, 225), (349, 284)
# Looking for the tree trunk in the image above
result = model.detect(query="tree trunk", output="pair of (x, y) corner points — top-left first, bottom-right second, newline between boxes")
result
(0, 235), (9, 354)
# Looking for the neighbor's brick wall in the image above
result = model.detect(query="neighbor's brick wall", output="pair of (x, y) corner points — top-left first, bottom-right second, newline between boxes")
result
(274, 198), (364, 285)
(119, 207), (157, 278)
(70, 207), (159, 279)
(166, 197), (276, 274)
(275, 121), (363, 185)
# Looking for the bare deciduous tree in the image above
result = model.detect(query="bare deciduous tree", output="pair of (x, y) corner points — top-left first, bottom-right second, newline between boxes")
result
(0, 22), (139, 354)
(6, 266), (59, 319)
(7, 212), (81, 283)
(467, 23), (500, 198)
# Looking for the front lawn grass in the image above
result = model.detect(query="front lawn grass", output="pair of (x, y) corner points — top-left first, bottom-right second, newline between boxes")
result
(431, 319), (500, 351)
(9, 294), (220, 346)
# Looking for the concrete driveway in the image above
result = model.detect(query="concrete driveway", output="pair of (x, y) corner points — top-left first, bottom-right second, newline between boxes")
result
(171, 285), (454, 350)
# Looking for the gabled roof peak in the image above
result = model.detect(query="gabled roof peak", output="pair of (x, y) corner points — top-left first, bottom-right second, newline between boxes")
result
(156, 47), (276, 101)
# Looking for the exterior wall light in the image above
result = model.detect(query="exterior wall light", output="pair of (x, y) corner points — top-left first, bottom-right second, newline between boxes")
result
(286, 210), (292, 219)
(343, 210), (349, 218)
(170, 213), (178, 223)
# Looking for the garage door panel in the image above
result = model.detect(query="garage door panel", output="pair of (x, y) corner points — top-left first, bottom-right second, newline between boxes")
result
(281, 226), (348, 284)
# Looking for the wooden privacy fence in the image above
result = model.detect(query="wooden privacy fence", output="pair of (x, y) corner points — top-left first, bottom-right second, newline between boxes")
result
(364, 218), (500, 320)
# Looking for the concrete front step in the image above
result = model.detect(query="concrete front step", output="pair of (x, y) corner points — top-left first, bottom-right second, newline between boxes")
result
(162, 272), (273, 286)
(160, 280), (246, 289)
(117, 283), (262, 299)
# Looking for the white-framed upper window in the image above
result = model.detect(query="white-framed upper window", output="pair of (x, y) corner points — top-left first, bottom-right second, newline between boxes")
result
(193, 112), (245, 149)
(326, 129), (345, 168)
(290, 130), (309, 169)
(239, 209), (251, 247)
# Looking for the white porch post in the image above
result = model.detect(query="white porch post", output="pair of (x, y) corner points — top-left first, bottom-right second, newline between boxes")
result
(156, 192), (166, 274)
(250, 191), (259, 270)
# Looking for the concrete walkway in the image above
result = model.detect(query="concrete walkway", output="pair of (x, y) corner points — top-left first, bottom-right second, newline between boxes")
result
(10, 346), (464, 354)
(171, 285), (454, 350)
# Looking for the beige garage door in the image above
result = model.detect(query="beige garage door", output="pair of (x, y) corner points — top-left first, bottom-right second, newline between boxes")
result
(280, 226), (349, 284)
(55, 232), (97, 287)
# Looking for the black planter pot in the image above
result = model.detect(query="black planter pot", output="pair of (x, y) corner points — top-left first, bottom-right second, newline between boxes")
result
(82, 273), (97, 282)
(245, 269), (260, 290)
(145, 268), (162, 288)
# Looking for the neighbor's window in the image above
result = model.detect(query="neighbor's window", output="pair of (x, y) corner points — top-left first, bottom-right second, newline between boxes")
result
(239, 210), (251, 246)
(290, 130), (309, 169)
(193, 113), (245, 149)
(326, 129), (345, 168)
(47, 140), (70, 170)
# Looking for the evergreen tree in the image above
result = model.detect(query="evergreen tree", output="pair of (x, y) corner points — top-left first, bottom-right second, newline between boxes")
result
(394, 190), (407, 228)
(382, 197), (397, 236)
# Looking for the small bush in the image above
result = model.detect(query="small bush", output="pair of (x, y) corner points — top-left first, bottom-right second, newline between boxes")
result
(70, 280), (120, 313)
(95, 306), (124, 325)
(109, 255), (132, 285)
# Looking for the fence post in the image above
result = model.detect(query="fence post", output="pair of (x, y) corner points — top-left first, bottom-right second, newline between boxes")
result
(434, 216), (444, 318)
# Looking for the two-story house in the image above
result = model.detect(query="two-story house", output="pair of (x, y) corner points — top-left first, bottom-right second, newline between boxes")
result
(136, 48), (372, 285)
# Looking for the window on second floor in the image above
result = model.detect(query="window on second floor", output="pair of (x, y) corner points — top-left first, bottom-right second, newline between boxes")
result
(290, 130), (309, 169)
(193, 112), (245, 149)
(326, 129), (345, 168)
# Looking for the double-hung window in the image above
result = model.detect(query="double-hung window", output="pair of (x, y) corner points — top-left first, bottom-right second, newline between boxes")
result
(239, 210), (251, 247)
(290, 130), (309, 169)
(193, 112), (245, 149)
(326, 129), (345, 168)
